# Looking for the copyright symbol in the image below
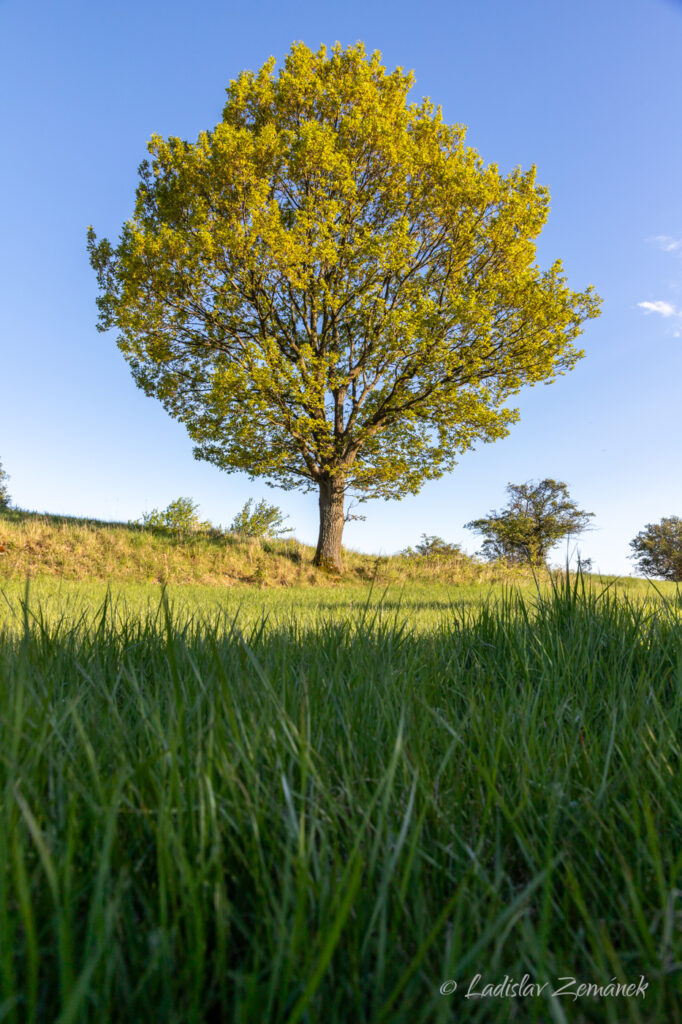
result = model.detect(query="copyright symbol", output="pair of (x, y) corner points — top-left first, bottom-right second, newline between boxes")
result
(440, 980), (458, 995)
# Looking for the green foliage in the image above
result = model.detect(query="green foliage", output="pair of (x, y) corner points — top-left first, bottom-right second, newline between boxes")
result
(630, 516), (682, 581)
(0, 458), (10, 509)
(229, 498), (292, 538)
(466, 478), (593, 565)
(88, 41), (600, 521)
(136, 496), (212, 534)
(405, 534), (463, 557)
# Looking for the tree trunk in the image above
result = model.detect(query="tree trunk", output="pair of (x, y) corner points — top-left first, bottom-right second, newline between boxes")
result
(313, 475), (345, 572)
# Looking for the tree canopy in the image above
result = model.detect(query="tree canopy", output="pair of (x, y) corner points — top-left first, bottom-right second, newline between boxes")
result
(466, 478), (593, 565)
(88, 41), (600, 570)
(629, 516), (682, 581)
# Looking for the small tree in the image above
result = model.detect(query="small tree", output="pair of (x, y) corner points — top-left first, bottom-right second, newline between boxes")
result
(0, 459), (10, 509)
(466, 479), (593, 566)
(229, 498), (291, 538)
(629, 517), (682, 581)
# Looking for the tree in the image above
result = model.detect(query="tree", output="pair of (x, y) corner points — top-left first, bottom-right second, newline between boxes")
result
(629, 517), (682, 581)
(0, 459), (10, 509)
(88, 42), (600, 572)
(229, 498), (291, 538)
(465, 479), (593, 566)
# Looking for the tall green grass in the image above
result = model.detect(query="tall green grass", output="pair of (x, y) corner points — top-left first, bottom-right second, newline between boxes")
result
(0, 573), (676, 638)
(0, 576), (680, 1022)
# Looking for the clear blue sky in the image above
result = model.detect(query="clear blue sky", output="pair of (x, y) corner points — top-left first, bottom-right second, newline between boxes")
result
(1, 0), (681, 574)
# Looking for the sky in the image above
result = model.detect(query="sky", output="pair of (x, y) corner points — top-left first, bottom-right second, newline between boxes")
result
(1, 0), (681, 575)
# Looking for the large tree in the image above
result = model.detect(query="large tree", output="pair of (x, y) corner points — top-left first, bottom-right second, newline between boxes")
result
(88, 42), (600, 571)
(466, 478), (594, 566)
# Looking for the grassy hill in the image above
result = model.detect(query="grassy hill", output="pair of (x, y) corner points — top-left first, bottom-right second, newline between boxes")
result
(0, 508), (530, 587)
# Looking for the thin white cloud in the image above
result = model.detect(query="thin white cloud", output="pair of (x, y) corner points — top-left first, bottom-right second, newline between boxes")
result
(638, 300), (678, 318)
(641, 236), (682, 337)
(650, 235), (682, 253)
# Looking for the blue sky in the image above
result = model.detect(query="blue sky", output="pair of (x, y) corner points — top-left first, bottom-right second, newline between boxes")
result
(1, 0), (680, 574)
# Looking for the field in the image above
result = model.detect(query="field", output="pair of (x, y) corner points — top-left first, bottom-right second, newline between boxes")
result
(1, 562), (681, 1024)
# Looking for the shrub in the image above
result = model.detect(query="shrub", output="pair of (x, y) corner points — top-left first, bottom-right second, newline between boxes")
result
(630, 516), (682, 581)
(136, 497), (213, 534)
(405, 534), (463, 558)
(229, 499), (291, 539)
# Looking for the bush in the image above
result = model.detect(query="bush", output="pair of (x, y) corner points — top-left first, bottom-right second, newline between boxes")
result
(630, 516), (682, 581)
(229, 499), (291, 539)
(135, 497), (213, 534)
(404, 534), (463, 557)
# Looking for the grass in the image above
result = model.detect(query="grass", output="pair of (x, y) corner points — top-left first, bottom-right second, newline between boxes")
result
(0, 572), (681, 1022)
(0, 572), (677, 637)
(0, 507), (544, 587)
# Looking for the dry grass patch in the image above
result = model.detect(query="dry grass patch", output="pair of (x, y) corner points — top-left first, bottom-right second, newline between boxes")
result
(0, 509), (534, 587)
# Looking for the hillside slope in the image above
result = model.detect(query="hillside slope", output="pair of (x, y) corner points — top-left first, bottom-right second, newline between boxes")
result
(0, 509), (515, 586)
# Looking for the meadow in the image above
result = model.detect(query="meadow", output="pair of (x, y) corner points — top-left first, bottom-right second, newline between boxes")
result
(1, 557), (681, 1023)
